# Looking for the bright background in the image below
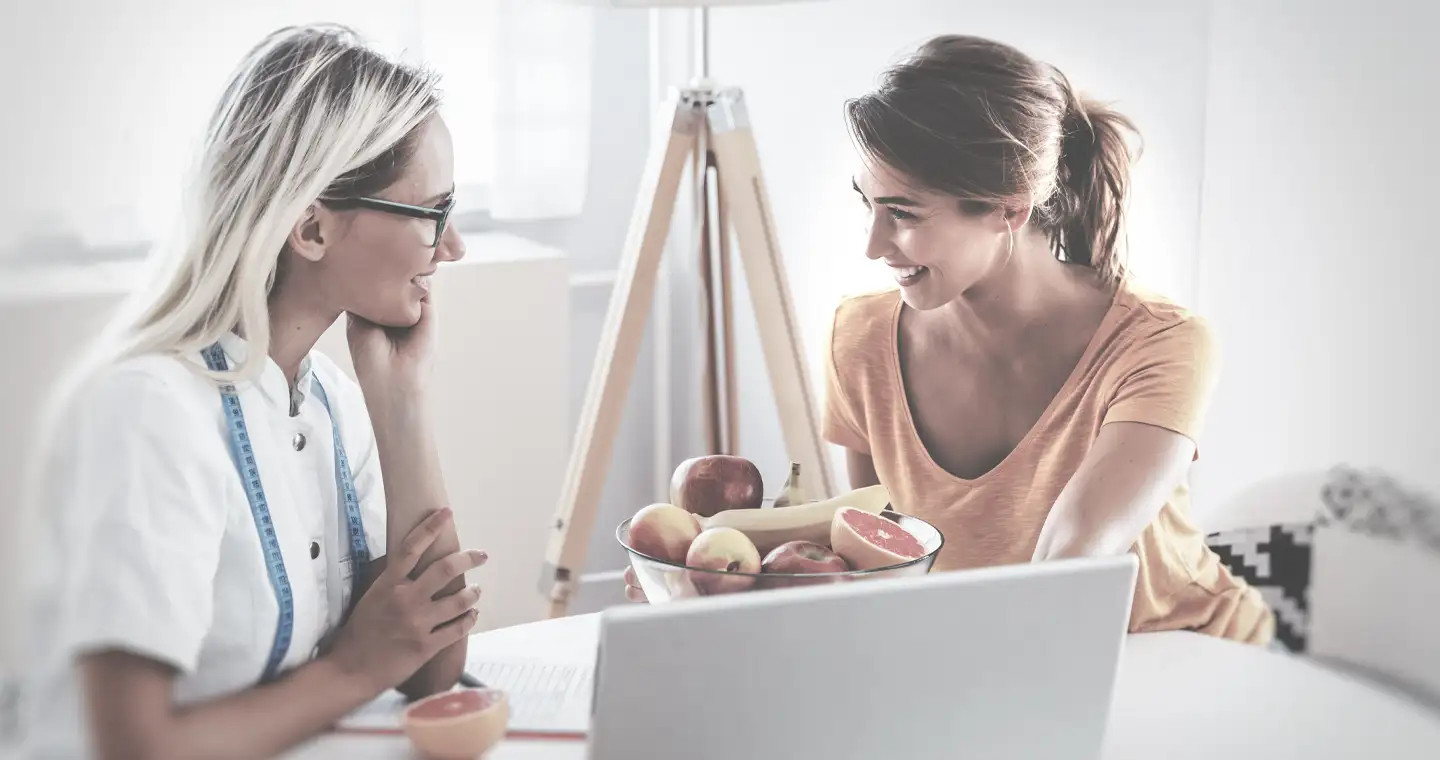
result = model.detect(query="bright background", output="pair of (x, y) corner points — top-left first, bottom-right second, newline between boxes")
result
(1, 0), (1435, 622)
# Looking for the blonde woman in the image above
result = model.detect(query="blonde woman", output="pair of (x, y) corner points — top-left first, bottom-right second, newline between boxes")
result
(18, 25), (484, 759)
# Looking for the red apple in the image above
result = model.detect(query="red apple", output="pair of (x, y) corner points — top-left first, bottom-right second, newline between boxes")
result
(670, 455), (764, 518)
(626, 503), (702, 564)
(684, 527), (761, 595)
(761, 540), (851, 574)
(757, 540), (851, 589)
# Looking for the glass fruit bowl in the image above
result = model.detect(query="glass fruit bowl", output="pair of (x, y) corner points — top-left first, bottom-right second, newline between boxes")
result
(616, 510), (945, 603)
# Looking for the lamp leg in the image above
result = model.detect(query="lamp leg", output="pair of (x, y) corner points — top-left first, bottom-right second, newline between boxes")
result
(541, 83), (837, 619)
(706, 86), (838, 501)
(715, 147), (739, 455)
(698, 131), (721, 456)
(541, 91), (700, 618)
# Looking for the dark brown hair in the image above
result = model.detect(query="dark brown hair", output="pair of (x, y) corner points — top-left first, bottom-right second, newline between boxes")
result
(845, 35), (1141, 285)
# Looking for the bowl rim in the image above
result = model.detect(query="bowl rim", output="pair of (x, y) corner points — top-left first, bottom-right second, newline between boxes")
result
(615, 509), (945, 578)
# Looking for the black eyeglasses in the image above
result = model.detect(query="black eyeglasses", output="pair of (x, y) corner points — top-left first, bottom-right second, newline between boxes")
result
(321, 194), (456, 247)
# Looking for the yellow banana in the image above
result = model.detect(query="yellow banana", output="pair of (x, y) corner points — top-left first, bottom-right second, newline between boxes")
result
(699, 484), (892, 555)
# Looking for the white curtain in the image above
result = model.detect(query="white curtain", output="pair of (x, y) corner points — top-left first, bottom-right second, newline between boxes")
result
(422, 0), (596, 222)
(489, 0), (596, 221)
(0, 0), (595, 267)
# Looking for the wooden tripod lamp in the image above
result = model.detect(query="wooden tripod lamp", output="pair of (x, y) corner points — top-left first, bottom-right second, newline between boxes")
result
(543, 0), (837, 618)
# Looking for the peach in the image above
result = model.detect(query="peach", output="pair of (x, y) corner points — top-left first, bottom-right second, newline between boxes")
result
(627, 503), (702, 564)
(684, 526), (761, 595)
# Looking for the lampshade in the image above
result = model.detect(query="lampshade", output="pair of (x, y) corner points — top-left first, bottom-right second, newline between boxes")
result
(570, 1), (823, 7)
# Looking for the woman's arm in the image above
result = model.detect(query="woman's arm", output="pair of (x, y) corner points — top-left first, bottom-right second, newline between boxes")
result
(361, 384), (468, 699)
(1034, 313), (1218, 562)
(346, 299), (469, 699)
(80, 651), (372, 760)
(80, 509), (480, 760)
(1031, 421), (1195, 561)
(846, 448), (881, 490)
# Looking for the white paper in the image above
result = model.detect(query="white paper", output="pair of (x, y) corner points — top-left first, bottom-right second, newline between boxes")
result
(338, 655), (594, 735)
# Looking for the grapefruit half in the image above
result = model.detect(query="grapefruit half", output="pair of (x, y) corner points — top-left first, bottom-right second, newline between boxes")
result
(830, 507), (927, 571)
(402, 687), (509, 759)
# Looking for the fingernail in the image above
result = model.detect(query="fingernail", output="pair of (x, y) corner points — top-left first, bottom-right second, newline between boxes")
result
(470, 584), (483, 596)
(474, 550), (488, 563)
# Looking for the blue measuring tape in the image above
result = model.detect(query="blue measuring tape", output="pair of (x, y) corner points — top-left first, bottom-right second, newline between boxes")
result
(202, 344), (370, 684)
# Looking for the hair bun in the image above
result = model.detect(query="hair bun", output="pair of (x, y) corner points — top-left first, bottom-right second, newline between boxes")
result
(1056, 77), (1096, 160)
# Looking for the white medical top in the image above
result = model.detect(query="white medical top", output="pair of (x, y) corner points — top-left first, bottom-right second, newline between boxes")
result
(16, 333), (387, 759)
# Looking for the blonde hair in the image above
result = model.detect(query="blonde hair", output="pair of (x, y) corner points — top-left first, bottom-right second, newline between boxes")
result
(98, 22), (441, 383)
(19, 25), (441, 539)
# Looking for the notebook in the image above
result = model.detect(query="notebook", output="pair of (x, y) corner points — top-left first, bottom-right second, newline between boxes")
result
(337, 654), (594, 739)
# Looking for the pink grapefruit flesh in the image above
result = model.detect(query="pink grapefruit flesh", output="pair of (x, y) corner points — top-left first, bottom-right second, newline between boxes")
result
(402, 687), (509, 759)
(830, 507), (927, 571)
(405, 688), (502, 721)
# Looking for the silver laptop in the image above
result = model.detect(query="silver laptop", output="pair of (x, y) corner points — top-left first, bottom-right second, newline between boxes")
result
(587, 553), (1139, 760)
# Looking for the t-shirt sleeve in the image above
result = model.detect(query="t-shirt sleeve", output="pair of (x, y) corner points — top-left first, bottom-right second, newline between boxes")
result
(1102, 315), (1221, 456)
(53, 369), (227, 674)
(821, 302), (871, 454)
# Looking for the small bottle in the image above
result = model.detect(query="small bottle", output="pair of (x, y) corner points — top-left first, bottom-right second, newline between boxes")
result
(773, 462), (807, 508)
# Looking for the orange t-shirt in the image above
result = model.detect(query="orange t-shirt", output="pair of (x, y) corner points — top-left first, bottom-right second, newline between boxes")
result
(822, 279), (1275, 645)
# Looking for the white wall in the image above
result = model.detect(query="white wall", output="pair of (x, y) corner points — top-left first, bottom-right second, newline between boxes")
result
(0, 268), (134, 677)
(1192, 0), (1440, 516)
(703, 0), (1212, 491)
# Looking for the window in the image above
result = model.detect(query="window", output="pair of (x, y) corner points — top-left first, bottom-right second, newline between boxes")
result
(0, 0), (590, 269)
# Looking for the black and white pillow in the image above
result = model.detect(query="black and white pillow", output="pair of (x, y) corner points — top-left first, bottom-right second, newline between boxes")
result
(1203, 464), (1440, 654)
(1314, 465), (1440, 554)
(1205, 521), (1314, 652)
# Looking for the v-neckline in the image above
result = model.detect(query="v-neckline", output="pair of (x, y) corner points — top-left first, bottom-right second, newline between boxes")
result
(888, 287), (1123, 486)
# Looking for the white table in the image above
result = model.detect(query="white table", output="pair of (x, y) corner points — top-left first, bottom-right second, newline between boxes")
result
(285, 613), (1440, 759)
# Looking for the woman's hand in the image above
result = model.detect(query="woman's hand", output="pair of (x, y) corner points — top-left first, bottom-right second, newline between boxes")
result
(622, 566), (649, 603)
(326, 508), (486, 693)
(347, 294), (439, 392)
(76, 511), (484, 760)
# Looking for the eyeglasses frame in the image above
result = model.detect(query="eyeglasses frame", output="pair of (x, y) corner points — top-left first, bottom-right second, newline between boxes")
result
(320, 194), (456, 247)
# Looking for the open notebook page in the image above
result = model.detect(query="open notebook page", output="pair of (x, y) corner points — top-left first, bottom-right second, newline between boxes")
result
(337, 654), (595, 736)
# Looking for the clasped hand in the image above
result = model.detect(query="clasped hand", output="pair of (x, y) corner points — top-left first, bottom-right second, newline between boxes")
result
(326, 508), (485, 692)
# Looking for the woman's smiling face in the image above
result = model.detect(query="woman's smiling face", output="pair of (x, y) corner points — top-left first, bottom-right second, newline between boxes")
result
(853, 157), (1016, 311)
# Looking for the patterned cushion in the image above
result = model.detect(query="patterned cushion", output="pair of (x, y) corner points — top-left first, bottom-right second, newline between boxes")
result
(1203, 464), (1440, 654)
(1314, 465), (1440, 553)
(1206, 522), (1314, 652)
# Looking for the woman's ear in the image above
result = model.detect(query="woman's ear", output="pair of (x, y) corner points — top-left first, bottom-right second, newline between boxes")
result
(1003, 204), (1034, 232)
(287, 204), (327, 263)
